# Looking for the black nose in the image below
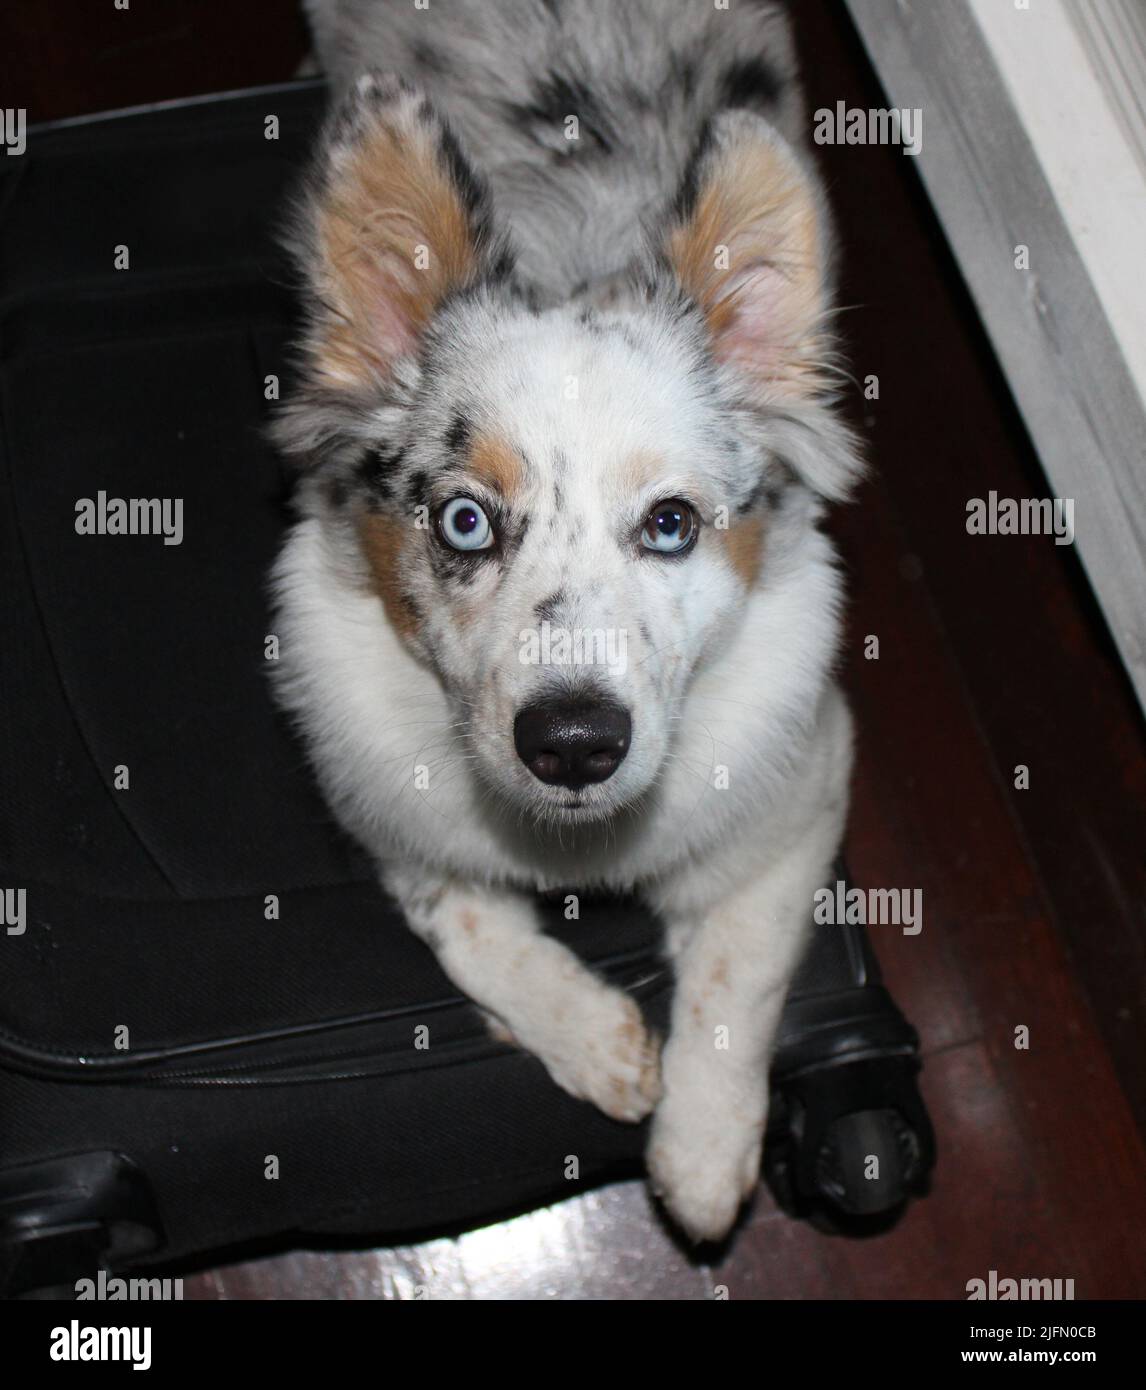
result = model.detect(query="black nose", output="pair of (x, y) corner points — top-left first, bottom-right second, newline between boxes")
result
(513, 701), (632, 789)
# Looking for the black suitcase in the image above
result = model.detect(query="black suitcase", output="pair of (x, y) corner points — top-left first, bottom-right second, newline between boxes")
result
(0, 81), (934, 1297)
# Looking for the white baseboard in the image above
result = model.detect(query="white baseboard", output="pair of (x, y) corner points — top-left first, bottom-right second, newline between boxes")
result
(846, 0), (1146, 716)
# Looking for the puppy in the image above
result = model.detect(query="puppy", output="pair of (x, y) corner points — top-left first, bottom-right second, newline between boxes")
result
(272, 0), (861, 1242)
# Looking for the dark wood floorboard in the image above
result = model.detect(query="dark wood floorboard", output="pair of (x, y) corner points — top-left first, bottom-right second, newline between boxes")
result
(0, 1), (308, 123)
(8, 0), (1145, 1299)
(799, 0), (1146, 1139)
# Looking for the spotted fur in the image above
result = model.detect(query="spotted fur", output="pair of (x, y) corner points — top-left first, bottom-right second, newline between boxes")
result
(273, 0), (862, 1242)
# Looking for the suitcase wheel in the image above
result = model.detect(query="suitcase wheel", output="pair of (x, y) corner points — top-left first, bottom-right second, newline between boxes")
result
(763, 1056), (935, 1233)
(813, 1107), (921, 1216)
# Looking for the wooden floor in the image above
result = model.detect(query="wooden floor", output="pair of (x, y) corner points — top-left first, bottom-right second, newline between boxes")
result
(12, 1), (1146, 1299)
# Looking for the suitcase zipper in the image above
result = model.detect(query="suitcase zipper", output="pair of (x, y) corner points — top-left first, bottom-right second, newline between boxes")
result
(0, 952), (670, 1087)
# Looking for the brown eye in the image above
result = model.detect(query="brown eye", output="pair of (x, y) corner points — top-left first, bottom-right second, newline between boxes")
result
(641, 499), (696, 555)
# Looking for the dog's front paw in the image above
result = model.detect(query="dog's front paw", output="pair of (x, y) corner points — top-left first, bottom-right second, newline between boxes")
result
(526, 989), (662, 1124)
(647, 1088), (765, 1243)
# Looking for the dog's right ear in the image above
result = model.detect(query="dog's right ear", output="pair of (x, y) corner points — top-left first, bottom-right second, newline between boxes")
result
(289, 73), (509, 394)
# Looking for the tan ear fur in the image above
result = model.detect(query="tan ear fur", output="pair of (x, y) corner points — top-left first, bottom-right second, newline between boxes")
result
(667, 117), (829, 400)
(306, 78), (487, 388)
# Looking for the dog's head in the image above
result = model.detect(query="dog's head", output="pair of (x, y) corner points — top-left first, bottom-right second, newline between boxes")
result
(276, 74), (860, 826)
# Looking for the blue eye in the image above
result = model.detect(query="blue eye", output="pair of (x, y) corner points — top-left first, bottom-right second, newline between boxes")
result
(438, 496), (494, 551)
(640, 499), (696, 554)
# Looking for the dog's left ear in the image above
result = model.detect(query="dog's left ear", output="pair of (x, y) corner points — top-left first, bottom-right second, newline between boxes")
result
(292, 72), (508, 393)
(666, 112), (830, 400)
(664, 113), (860, 499)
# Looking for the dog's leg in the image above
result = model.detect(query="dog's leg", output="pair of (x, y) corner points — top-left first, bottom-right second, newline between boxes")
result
(646, 697), (851, 1241)
(386, 866), (662, 1122)
(646, 827), (837, 1240)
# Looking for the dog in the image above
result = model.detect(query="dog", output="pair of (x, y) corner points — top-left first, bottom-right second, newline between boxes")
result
(271, 0), (861, 1242)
